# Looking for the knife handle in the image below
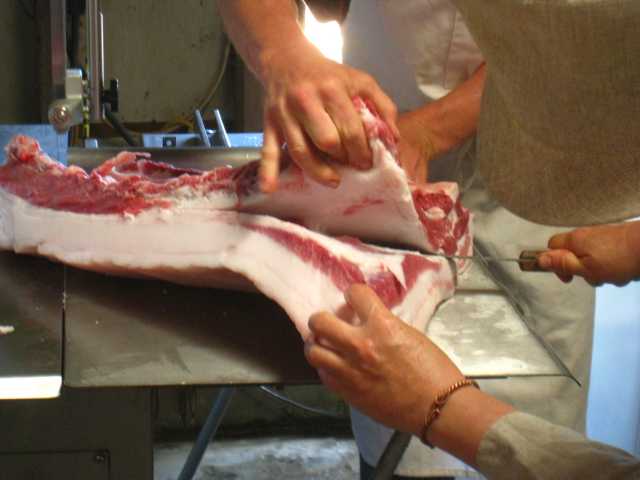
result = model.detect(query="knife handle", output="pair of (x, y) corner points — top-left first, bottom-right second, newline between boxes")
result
(519, 250), (548, 272)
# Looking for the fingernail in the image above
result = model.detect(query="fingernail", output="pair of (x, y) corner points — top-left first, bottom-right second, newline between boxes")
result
(327, 177), (341, 189)
(260, 177), (276, 193)
(538, 255), (551, 269)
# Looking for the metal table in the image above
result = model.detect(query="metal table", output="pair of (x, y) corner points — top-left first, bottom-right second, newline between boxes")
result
(0, 251), (572, 392)
(0, 253), (63, 399)
(63, 268), (317, 387)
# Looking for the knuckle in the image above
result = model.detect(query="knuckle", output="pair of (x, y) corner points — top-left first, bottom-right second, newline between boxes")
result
(309, 312), (330, 331)
(315, 132), (342, 154)
(356, 338), (378, 364)
(559, 255), (574, 275)
(305, 343), (325, 366)
(287, 84), (315, 110)
(386, 102), (398, 119)
(358, 73), (377, 90)
(287, 142), (309, 160)
(318, 78), (343, 99)
(571, 228), (590, 247)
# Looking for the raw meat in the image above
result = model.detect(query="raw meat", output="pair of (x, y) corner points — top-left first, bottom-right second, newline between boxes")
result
(0, 99), (467, 337)
(0, 185), (454, 337)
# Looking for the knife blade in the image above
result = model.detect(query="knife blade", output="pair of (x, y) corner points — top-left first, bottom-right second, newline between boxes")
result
(434, 250), (547, 272)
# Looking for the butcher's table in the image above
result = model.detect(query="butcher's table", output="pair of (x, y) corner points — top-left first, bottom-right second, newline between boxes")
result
(0, 134), (574, 479)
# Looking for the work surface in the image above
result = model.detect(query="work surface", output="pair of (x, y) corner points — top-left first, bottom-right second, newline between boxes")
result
(0, 134), (569, 395)
(0, 251), (568, 394)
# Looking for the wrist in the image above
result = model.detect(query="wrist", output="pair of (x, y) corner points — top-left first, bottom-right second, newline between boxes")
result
(422, 384), (514, 467)
(256, 31), (318, 84)
(626, 221), (640, 279)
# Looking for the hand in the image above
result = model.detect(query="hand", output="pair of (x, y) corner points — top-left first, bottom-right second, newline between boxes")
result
(538, 221), (640, 286)
(259, 44), (398, 192)
(304, 284), (462, 436)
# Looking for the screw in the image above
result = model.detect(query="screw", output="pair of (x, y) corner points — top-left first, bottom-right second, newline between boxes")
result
(94, 451), (108, 464)
(52, 106), (70, 124)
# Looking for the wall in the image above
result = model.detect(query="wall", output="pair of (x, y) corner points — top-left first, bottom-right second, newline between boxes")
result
(587, 282), (640, 454)
(100, 0), (237, 126)
(0, 1), (40, 123)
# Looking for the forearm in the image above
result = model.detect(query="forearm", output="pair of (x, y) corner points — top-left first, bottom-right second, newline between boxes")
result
(218, 0), (312, 81)
(412, 64), (486, 156)
(418, 385), (514, 468)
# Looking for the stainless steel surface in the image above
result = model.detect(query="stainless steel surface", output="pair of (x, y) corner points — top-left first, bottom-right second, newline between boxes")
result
(87, 0), (105, 122)
(436, 251), (546, 272)
(429, 261), (569, 379)
(67, 146), (261, 171)
(443, 254), (522, 263)
(62, 259), (568, 387)
(194, 110), (211, 147)
(214, 109), (232, 148)
(0, 253), (63, 398)
(63, 269), (319, 387)
(49, 0), (67, 101)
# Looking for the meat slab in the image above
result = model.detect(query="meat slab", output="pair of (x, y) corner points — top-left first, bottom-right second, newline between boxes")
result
(0, 99), (469, 337)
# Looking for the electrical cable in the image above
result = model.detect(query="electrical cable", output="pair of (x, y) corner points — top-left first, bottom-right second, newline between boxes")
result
(104, 108), (139, 147)
(196, 40), (232, 111)
(258, 386), (344, 419)
(162, 39), (232, 133)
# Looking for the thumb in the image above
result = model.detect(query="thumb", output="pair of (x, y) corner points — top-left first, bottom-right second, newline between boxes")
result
(344, 284), (389, 326)
(538, 249), (588, 282)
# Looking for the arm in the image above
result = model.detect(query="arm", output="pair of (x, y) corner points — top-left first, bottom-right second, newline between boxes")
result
(217, 0), (398, 191)
(395, 64), (485, 182)
(305, 285), (640, 478)
(538, 220), (640, 286)
(304, 284), (513, 467)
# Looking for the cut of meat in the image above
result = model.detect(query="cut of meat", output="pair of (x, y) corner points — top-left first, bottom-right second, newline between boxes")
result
(0, 98), (469, 337)
(0, 188), (454, 337)
(0, 99), (472, 258)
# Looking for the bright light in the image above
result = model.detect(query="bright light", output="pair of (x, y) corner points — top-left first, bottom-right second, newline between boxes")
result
(303, 5), (343, 64)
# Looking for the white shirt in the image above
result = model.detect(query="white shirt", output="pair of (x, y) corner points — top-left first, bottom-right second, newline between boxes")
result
(342, 1), (594, 477)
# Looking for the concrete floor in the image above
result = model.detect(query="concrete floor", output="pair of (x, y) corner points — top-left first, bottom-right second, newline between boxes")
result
(154, 436), (359, 480)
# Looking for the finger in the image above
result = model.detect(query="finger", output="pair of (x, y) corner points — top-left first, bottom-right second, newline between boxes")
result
(357, 80), (399, 140)
(548, 231), (571, 250)
(308, 311), (358, 354)
(316, 368), (362, 400)
(344, 284), (389, 326)
(278, 109), (341, 187)
(260, 115), (281, 193)
(288, 92), (347, 162)
(538, 249), (588, 280)
(323, 93), (371, 169)
(304, 337), (351, 373)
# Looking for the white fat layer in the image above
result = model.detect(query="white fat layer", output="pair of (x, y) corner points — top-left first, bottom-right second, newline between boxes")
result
(0, 192), (460, 337)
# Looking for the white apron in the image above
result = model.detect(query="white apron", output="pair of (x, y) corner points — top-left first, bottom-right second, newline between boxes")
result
(343, 1), (595, 477)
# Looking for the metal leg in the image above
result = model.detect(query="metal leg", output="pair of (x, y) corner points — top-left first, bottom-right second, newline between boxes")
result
(372, 431), (412, 480)
(176, 387), (235, 480)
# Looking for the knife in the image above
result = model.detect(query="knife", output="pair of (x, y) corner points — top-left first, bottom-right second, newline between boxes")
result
(436, 250), (547, 272)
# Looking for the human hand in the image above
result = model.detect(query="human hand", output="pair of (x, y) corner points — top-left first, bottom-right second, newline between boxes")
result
(538, 221), (640, 286)
(259, 44), (398, 192)
(304, 284), (462, 436)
